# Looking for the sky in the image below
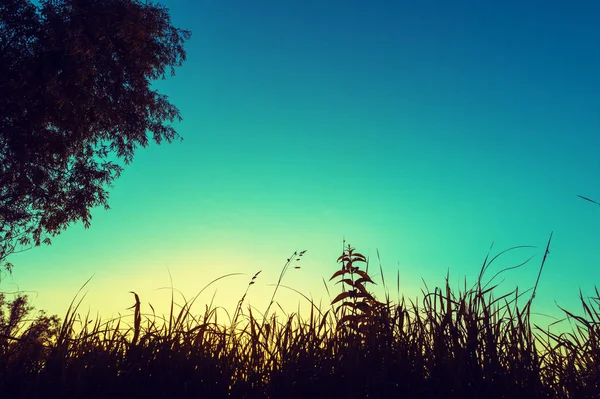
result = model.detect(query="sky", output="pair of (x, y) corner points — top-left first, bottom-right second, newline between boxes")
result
(4, 0), (600, 332)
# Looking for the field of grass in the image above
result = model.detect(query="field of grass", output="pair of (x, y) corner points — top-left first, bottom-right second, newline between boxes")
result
(0, 240), (598, 399)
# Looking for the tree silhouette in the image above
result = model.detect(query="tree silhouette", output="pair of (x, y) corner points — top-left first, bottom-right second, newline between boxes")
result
(0, 0), (191, 271)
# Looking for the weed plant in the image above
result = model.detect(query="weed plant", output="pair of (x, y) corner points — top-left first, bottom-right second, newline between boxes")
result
(0, 240), (599, 399)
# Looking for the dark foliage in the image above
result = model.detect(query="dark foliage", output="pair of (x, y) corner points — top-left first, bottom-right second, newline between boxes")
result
(0, 245), (599, 398)
(0, 0), (190, 270)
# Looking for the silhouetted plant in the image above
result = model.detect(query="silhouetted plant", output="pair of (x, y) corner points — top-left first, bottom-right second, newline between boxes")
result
(1, 243), (599, 398)
(0, 0), (191, 272)
(330, 243), (385, 340)
(0, 292), (60, 386)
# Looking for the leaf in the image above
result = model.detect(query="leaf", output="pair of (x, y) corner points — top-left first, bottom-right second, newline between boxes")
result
(353, 282), (370, 296)
(4, 262), (14, 274)
(335, 278), (356, 287)
(329, 269), (349, 281)
(353, 270), (375, 282)
(355, 277), (374, 285)
(352, 253), (367, 263)
(331, 291), (351, 305)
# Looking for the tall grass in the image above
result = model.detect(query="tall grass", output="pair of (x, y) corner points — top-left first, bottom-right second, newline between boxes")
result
(0, 240), (598, 398)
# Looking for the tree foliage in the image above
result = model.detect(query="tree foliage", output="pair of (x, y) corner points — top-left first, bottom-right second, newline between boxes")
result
(0, 0), (191, 270)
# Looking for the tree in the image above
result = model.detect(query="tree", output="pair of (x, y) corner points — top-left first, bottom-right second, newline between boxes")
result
(0, 0), (191, 271)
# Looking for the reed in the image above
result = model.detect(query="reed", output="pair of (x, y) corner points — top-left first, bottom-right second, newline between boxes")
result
(0, 240), (598, 398)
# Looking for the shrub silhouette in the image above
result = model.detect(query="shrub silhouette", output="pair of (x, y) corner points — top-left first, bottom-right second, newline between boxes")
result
(0, 242), (598, 398)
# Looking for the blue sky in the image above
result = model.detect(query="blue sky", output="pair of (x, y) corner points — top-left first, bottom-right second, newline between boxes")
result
(5, 0), (600, 330)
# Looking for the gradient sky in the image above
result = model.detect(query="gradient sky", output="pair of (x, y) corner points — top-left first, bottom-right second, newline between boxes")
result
(4, 0), (600, 331)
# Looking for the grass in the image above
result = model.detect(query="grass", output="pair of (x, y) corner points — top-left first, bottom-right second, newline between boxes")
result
(0, 239), (599, 399)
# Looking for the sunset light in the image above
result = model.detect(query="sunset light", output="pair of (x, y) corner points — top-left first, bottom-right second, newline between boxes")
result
(2, 1), (600, 397)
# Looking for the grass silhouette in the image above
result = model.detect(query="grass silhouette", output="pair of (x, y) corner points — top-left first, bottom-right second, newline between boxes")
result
(0, 238), (599, 398)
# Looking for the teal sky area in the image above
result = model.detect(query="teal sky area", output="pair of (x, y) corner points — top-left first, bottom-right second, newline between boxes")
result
(5, 1), (600, 331)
